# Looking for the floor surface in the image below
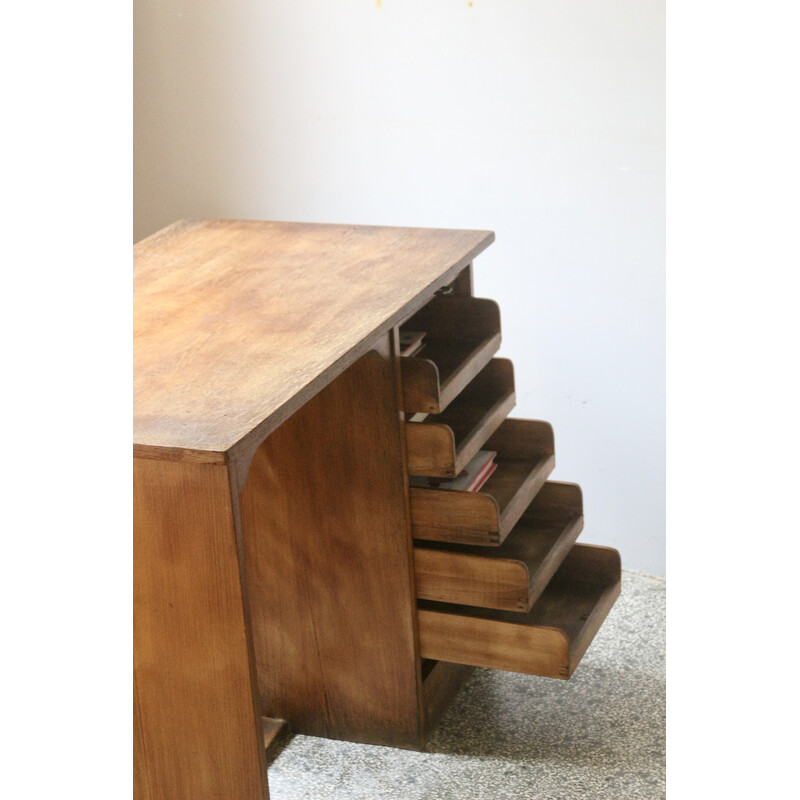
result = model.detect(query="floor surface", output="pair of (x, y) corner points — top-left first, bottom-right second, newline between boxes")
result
(269, 570), (665, 799)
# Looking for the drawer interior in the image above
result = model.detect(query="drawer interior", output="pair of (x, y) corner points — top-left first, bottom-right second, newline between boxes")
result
(414, 481), (584, 612)
(409, 418), (555, 546)
(405, 358), (516, 478)
(400, 296), (502, 413)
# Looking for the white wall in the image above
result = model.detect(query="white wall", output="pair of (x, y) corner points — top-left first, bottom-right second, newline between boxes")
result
(134, 0), (665, 575)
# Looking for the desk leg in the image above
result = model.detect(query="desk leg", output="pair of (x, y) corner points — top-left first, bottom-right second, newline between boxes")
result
(134, 457), (268, 800)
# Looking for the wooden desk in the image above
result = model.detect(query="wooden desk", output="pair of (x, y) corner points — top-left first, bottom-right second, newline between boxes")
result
(133, 220), (620, 799)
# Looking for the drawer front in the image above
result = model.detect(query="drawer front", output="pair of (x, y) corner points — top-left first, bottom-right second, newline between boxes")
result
(414, 481), (584, 612)
(405, 358), (516, 478)
(417, 544), (621, 679)
(409, 418), (555, 546)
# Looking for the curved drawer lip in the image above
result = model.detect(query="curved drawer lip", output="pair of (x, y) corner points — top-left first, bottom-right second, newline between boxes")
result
(417, 543), (622, 680)
(414, 481), (585, 612)
(400, 295), (503, 414)
(405, 357), (517, 478)
(409, 418), (556, 547)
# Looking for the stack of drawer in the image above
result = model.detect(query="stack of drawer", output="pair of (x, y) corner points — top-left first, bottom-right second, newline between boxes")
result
(400, 292), (621, 684)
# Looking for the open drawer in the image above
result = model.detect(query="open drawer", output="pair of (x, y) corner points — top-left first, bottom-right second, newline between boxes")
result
(409, 418), (555, 546)
(414, 481), (583, 612)
(400, 296), (502, 414)
(405, 358), (516, 478)
(417, 543), (621, 679)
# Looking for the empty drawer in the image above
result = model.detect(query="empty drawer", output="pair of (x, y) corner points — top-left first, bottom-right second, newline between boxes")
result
(417, 543), (621, 679)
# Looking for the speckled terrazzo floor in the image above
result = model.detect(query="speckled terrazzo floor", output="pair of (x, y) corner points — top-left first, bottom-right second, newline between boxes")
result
(268, 570), (665, 800)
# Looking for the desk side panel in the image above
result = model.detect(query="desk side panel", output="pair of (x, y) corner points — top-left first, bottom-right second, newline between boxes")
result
(240, 344), (423, 748)
(133, 457), (268, 800)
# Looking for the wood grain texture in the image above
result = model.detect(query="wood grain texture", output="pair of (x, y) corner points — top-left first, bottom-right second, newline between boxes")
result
(399, 297), (502, 413)
(405, 358), (515, 477)
(133, 674), (151, 799)
(239, 346), (424, 749)
(133, 457), (268, 800)
(417, 544), (621, 679)
(409, 418), (555, 546)
(414, 481), (584, 611)
(405, 421), (458, 477)
(134, 220), (494, 459)
(421, 660), (475, 736)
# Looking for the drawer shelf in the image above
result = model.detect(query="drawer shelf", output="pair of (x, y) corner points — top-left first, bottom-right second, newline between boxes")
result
(417, 543), (621, 679)
(409, 418), (555, 546)
(414, 481), (583, 612)
(405, 358), (516, 478)
(400, 296), (502, 414)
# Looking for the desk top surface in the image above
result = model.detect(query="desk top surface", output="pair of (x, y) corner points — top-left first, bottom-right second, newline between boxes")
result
(133, 219), (494, 460)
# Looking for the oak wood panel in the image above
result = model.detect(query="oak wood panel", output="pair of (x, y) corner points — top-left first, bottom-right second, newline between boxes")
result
(240, 347), (423, 749)
(418, 544), (621, 679)
(133, 458), (268, 800)
(409, 419), (555, 546)
(134, 220), (493, 460)
(405, 358), (516, 477)
(414, 481), (584, 611)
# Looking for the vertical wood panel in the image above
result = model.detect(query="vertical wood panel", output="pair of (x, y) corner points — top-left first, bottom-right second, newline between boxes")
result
(241, 347), (423, 748)
(422, 660), (475, 736)
(133, 457), (268, 799)
(133, 673), (151, 799)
